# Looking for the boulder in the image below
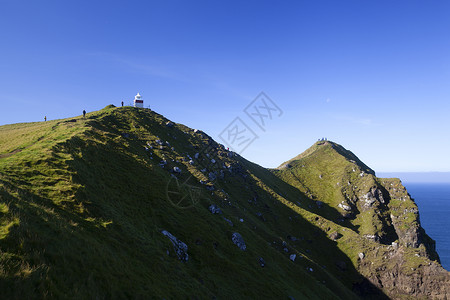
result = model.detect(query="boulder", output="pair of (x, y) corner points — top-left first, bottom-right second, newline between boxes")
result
(161, 230), (188, 262)
(208, 204), (222, 214)
(173, 166), (181, 173)
(290, 254), (296, 262)
(338, 202), (352, 211)
(231, 232), (246, 251)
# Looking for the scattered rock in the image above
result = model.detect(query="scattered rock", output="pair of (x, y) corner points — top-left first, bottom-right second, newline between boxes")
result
(173, 166), (181, 173)
(223, 217), (233, 226)
(231, 232), (246, 251)
(392, 242), (399, 249)
(208, 204), (222, 214)
(358, 252), (365, 260)
(287, 235), (298, 242)
(259, 257), (265, 267)
(329, 232), (342, 241)
(239, 218), (244, 223)
(290, 254), (296, 262)
(165, 121), (174, 128)
(161, 230), (188, 262)
(208, 172), (216, 181)
(195, 153), (199, 159)
(363, 234), (380, 242)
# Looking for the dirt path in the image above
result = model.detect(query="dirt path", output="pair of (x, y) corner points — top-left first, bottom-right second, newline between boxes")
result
(0, 136), (44, 160)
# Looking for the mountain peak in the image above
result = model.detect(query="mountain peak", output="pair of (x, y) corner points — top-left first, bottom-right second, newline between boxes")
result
(278, 140), (375, 175)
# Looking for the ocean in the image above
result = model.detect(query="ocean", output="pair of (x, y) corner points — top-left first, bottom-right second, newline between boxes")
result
(403, 183), (450, 271)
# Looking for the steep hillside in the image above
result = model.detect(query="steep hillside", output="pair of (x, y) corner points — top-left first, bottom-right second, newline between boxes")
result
(274, 141), (449, 298)
(0, 106), (448, 299)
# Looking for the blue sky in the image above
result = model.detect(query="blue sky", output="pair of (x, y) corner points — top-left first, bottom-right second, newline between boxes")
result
(1, 0), (449, 172)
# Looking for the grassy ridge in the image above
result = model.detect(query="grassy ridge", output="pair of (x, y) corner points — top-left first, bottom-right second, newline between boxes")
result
(0, 106), (365, 299)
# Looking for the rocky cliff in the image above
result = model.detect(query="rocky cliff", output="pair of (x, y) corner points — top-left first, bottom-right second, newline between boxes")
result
(275, 141), (449, 299)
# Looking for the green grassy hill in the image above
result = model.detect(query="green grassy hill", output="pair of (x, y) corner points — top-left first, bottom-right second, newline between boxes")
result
(0, 106), (448, 299)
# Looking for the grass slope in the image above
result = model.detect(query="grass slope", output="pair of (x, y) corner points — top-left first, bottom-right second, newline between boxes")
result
(0, 106), (368, 299)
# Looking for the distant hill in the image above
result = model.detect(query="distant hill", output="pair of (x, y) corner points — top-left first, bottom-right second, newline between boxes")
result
(0, 105), (448, 299)
(377, 172), (450, 183)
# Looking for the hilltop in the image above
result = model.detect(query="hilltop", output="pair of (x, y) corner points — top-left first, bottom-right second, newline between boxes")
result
(0, 106), (448, 299)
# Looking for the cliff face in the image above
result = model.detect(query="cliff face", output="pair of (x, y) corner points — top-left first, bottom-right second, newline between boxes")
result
(360, 178), (450, 299)
(0, 107), (448, 299)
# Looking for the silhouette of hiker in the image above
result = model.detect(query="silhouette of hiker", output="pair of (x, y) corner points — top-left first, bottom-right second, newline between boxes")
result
(44, 116), (47, 122)
(83, 110), (86, 118)
(121, 101), (124, 107)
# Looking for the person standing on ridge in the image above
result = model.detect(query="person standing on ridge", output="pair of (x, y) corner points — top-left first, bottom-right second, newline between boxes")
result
(44, 116), (47, 122)
(121, 101), (124, 107)
(83, 110), (86, 118)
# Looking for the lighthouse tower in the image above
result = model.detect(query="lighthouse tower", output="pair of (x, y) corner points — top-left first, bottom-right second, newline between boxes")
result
(133, 92), (143, 108)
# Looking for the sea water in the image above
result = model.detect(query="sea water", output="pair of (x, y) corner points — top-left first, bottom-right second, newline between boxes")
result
(403, 183), (450, 271)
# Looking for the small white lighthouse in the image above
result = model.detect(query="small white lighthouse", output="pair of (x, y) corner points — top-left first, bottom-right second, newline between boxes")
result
(133, 92), (143, 108)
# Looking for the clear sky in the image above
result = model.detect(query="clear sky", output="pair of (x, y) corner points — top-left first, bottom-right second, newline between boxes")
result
(1, 0), (449, 172)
